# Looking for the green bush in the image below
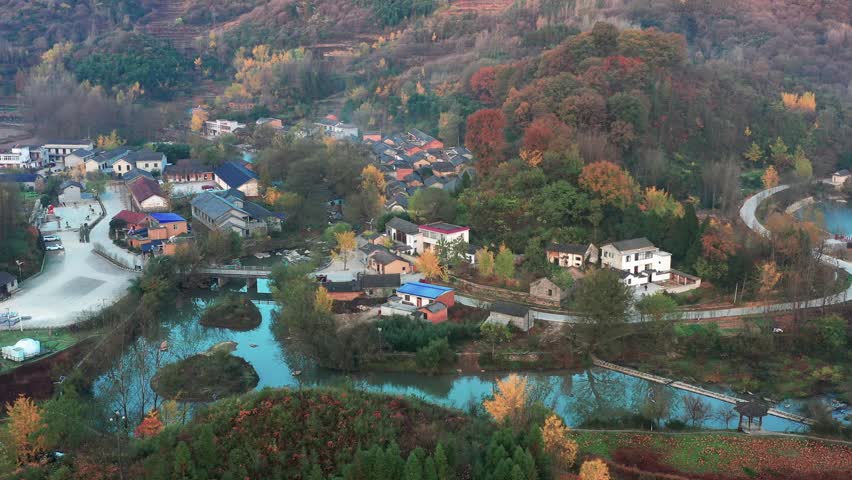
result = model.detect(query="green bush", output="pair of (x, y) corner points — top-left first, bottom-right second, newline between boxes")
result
(377, 316), (479, 352)
(415, 337), (455, 373)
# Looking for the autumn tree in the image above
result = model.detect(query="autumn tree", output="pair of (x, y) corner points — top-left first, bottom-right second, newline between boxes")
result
(6, 395), (46, 465)
(643, 187), (684, 217)
(481, 322), (512, 360)
(315, 286), (333, 314)
(483, 374), (528, 428)
(793, 146), (813, 179)
(744, 142), (764, 164)
(769, 137), (790, 167)
(494, 244), (515, 280)
(758, 262), (782, 295)
(134, 410), (164, 439)
(579, 459), (611, 480)
(465, 109), (506, 173)
(579, 161), (637, 208)
(416, 249), (443, 280)
(542, 414), (578, 470)
(781, 92), (816, 112)
(470, 66), (498, 104)
(762, 166), (780, 189)
(191, 108), (208, 132)
(476, 247), (495, 278)
(522, 114), (572, 152)
(438, 110), (462, 146)
(332, 229), (357, 270)
(96, 129), (126, 150)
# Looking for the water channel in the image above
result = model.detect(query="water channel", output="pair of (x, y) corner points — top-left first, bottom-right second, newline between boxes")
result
(93, 279), (819, 433)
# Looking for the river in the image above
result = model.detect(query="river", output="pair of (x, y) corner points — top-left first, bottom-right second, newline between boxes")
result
(92, 283), (817, 433)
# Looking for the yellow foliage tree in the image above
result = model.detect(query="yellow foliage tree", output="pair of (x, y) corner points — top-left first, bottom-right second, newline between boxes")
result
(758, 262), (782, 295)
(782, 92), (816, 112)
(762, 166), (780, 189)
(744, 142), (764, 163)
(96, 130), (126, 150)
(475, 247), (495, 278)
(333, 230), (357, 271)
(416, 249), (443, 280)
(315, 286), (333, 314)
(643, 186), (684, 218)
(5, 395), (46, 465)
(520, 149), (543, 167)
(191, 108), (209, 132)
(360, 164), (386, 195)
(483, 374), (528, 427)
(542, 414), (578, 470)
(579, 459), (611, 480)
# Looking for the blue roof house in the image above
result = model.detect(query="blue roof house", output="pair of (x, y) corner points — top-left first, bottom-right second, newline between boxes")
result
(214, 161), (259, 197)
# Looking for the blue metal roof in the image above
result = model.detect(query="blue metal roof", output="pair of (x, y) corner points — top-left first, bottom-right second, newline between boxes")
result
(141, 240), (163, 253)
(149, 212), (185, 224)
(397, 282), (453, 299)
(215, 161), (258, 189)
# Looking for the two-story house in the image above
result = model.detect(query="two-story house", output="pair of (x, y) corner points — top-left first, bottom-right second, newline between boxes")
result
(381, 282), (455, 323)
(546, 243), (599, 269)
(600, 237), (672, 286)
(214, 161), (259, 197)
(127, 149), (167, 174)
(0, 146), (46, 170)
(43, 140), (93, 166)
(386, 217), (420, 251)
(416, 222), (470, 254)
(204, 119), (246, 138)
(128, 212), (189, 255)
(191, 191), (282, 238)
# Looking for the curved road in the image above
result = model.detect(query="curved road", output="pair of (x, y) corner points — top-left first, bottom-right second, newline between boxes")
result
(461, 184), (851, 323)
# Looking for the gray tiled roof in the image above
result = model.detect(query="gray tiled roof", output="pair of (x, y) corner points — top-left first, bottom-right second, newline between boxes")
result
(609, 237), (655, 252)
(386, 217), (419, 234)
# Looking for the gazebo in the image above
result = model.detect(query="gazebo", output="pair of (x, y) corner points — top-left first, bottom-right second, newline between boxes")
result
(735, 400), (770, 432)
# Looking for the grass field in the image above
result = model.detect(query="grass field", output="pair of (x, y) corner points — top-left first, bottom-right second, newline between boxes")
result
(574, 431), (852, 478)
(0, 329), (93, 372)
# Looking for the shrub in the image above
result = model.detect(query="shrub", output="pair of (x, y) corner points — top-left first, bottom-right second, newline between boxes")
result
(415, 337), (455, 373)
(376, 316), (479, 352)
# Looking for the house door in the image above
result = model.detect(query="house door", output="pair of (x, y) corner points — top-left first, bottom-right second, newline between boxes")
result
(634, 266), (639, 274)
(416, 297), (422, 307)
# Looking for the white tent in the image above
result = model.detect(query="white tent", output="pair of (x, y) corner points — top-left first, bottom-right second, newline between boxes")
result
(1, 338), (41, 362)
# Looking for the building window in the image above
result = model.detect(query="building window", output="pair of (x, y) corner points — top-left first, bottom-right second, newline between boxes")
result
(547, 289), (553, 296)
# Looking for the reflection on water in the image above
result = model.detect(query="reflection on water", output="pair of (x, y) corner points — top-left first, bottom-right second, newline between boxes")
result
(94, 296), (808, 433)
(821, 203), (852, 236)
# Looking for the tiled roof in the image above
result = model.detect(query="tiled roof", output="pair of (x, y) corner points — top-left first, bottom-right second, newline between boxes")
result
(360, 274), (401, 289)
(0, 173), (40, 183)
(215, 161), (258, 189)
(123, 169), (155, 184)
(0, 271), (17, 285)
(548, 243), (589, 255)
(128, 177), (164, 203)
(420, 222), (468, 234)
(431, 161), (455, 172)
(167, 159), (212, 175)
(370, 249), (407, 266)
(386, 217), (419, 235)
(490, 301), (529, 317)
(59, 180), (83, 191)
(127, 148), (164, 163)
(397, 282), (453, 299)
(609, 237), (655, 252)
(421, 302), (447, 313)
(191, 192), (244, 221)
(112, 210), (149, 225)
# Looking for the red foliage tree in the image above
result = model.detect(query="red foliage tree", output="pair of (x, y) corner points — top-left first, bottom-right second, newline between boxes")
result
(465, 109), (507, 173)
(470, 66), (498, 104)
(522, 114), (573, 152)
(134, 410), (164, 439)
(578, 161), (637, 208)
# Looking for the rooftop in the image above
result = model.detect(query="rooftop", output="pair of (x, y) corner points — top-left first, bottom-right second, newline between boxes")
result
(490, 301), (529, 317)
(112, 210), (149, 225)
(386, 217), (419, 235)
(128, 177), (164, 203)
(608, 237), (656, 252)
(0, 173), (41, 183)
(370, 249), (407, 266)
(360, 273), (401, 289)
(127, 148), (164, 163)
(149, 212), (186, 224)
(420, 222), (469, 235)
(0, 271), (16, 285)
(215, 161), (258, 189)
(397, 282), (453, 299)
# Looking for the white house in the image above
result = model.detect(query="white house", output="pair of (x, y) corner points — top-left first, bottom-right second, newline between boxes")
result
(831, 169), (851, 188)
(86, 149), (130, 173)
(0, 146), (46, 170)
(416, 222), (470, 254)
(214, 161), (259, 197)
(600, 237), (672, 286)
(42, 140), (94, 166)
(385, 217), (420, 251)
(58, 180), (84, 203)
(204, 119), (246, 138)
(63, 148), (97, 170)
(127, 149), (167, 173)
(127, 177), (169, 212)
(314, 118), (359, 140)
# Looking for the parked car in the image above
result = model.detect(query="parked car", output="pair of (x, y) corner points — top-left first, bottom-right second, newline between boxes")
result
(201, 185), (216, 191)
(45, 244), (64, 251)
(42, 235), (60, 242)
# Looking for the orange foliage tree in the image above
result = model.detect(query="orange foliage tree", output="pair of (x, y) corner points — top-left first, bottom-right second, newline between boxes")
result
(465, 109), (507, 173)
(470, 66), (498, 104)
(579, 161), (637, 208)
(579, 458), (611, 480)
(483, 374), (528, 428)
(191, 108), (208, 132)
(781, 92), (816, 112)
(416, 249), (443, 280)
(6, 395), (46, 465)
(542, 414), (578, 470)
(701, 220), (737, 261)
(134, 410), (164, 439)
(762, 166), (780, 189)
(522, 114), (572, 152)
(642, 186), (684, 217)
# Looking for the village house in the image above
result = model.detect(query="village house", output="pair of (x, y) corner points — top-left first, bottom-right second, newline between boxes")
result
(127, 149), (167, 174)
(43, 140), (93, 166)
(164, 159), (214, 183)
(63, 148), (97, 171)
(57, 180), (84, 203)
(830, 169), (851, 188)
(367, 249), (412, 275)
(600, 238), (672, 286)
(86, 149), (130, 173)
(122, 168), (154, 184)
(381, 282), (455, 323)
(386, 217), (420, 251)
(529, 277), (569, 306)
(0, 271), (18, 297)
(417, 222), (470, 254)
(314, 117), (359, 140)
(127, 176), (169, 212)
(111, 155), (136, 177)
(0, 173), (45, 192)
(546, 243), (598, 269)
(204, 119), (246, 138)
(486, 302), (534, 332)
(111, 210), (150, 234)
(128, 213), (189, 255)
(191, 190), (282, 238)
(214, 161), (259, 197)
(323, 273), (402, 301)
(256, 118), (284, 130)
(0, 145), (46, 170)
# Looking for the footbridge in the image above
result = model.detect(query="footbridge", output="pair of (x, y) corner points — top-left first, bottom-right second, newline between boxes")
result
(195, 265), (274, 279)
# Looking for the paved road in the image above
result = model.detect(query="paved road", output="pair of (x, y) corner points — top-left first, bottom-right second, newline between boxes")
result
(3, 187), (136, 328)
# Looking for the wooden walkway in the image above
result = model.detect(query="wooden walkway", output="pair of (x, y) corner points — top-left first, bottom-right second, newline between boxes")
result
(591, 357), (815, 425)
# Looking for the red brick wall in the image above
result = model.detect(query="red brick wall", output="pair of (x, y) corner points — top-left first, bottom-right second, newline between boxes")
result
(435, 291), (455, 308)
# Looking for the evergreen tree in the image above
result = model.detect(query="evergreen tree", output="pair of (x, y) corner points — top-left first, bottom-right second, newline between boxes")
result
(405, 448), (424, 480)
(423, 457), (438, 480)
(434, 443), (450, 480)
(173, 441), (195, 480)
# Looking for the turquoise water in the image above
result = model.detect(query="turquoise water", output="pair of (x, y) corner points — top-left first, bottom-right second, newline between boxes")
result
(242, 151), (255, 164)
(821, 203), (852, 236)
(93, 296), (811, 433)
